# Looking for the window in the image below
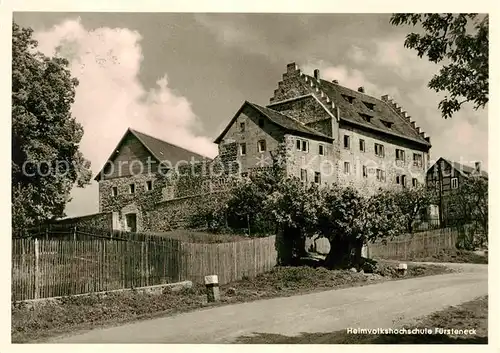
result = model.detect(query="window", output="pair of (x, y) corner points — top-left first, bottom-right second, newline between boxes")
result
(396, 175), (400, 184)
(302, 140), (309, 152)
(146, 180), (153, 191)
(359, 113), (373, 123)
(401, 175), (407, 188)
(318, 144), (324, 156)
(381, 120), (393, 129)
(239, 143), (246, 156)
(362, 165), (368, 178)
(343, 135), (350, 149)
(374, 143), (385, 157)
(359, 139), (365, 152)
(363, 102), (375, 110)
(129, 183), (135, 194)
(396, 149), (405, 161)
(314, 172), (321, 184)
(412, 178), (418, 187)
(300, 169), (308, 182)
(240, 122), (245, 132)
(451, 178), (458, 189)
(258, 140), (266, 152)
(376, 169), (386, 182)
(342, 94), (355, 104)
(258, 119), (264, 128)
(344, 162), (350, 174)
(112, 186), (118, 197)
(413, 153), (423, 167)
(296, 139), (309, 152)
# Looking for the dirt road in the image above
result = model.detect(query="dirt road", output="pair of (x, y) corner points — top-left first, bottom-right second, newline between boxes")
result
(48, 263), (487, 344)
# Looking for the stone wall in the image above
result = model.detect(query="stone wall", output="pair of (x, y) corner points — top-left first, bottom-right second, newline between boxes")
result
(48, 212), (117, 232)
(284, 134), (337, 185)
(269, 95), (335, 136)
(144, 194), (212, 231)
(98, 141), (240, 232)
(218, 104), (285, 173)
(337, 122), (429, 195)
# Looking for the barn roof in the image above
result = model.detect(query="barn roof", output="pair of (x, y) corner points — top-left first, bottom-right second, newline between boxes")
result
(94, 128), (210, 181)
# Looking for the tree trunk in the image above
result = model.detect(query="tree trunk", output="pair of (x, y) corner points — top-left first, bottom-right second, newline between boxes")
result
(324, 238), (365, 269)
(275, 227), (294, 266)
(324, 238), (351, 269)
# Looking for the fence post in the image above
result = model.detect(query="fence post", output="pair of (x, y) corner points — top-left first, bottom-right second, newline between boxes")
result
(73, 226), (77, 241)
(45, 227), (48, 240)
(34, 239), (40, 299)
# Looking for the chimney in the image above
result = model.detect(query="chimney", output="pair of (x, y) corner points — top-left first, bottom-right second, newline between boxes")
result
(475, 161), (481, 173)
(286, 62), (298, 74)
(314, 69), (320, 80)
(332, 79), (339, 84)
(358, 86), (365, 93)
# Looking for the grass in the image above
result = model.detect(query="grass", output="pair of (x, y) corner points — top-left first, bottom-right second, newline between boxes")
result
(11, 261), (454, 343)
(235, 296), (488, 344)
(406, 249), (488, 264)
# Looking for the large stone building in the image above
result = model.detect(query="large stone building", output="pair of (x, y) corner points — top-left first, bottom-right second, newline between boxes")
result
(96, 62), (432, 232)
(215, 62), (432, 195)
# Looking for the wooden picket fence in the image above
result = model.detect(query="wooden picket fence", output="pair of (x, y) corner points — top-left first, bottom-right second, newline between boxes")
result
(180, 236), (277, 285)
(366, 228), (458, 260)
(11, 235), (277, 301)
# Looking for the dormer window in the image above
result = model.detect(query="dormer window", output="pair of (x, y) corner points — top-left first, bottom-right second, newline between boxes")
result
(342, 94), (355, 104)
(381, 120), (393, 129)
(359, 113), (373, 123)
(363, 101), (375, 110)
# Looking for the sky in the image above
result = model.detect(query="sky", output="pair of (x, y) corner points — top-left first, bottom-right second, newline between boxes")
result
(13, 13), (489, 217)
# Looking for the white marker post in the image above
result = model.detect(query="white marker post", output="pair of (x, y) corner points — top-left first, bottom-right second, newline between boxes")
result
(397, 263), (408, 276)
(204, 275), (220, 302)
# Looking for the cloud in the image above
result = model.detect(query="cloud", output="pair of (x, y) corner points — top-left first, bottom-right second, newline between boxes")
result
(405, 85), (488, 170)
(347, 45), (367, 64)
(34, 18), (218, 216)
(300, 60), (402, 99)
(373, 36), (439, 80)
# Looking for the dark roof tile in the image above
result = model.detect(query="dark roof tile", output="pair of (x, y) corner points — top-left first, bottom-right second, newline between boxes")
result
(308, 76), (430, 147)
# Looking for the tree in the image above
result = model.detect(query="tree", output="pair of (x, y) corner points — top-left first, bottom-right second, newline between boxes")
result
(390, 14), (488, 118)
(265, 177), (323, 265)
(12, 22), (91, 232)
(187, 191), (230, 231)
(446, 177), (488, 249)
(226, 177), (273, 235)
(318, 186), (406, 269)
(392, 185), (436, 233)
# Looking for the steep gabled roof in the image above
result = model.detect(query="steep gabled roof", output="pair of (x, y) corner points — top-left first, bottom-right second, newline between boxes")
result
(442, 158), (488, 179)
(247, 102), (332, 140)
(427, 157), (488, 179)
(94, 128), (211, 180)
(304, 75), (431, 148)
(130, 129), (209, 163)
(214, 101), (333, 144)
